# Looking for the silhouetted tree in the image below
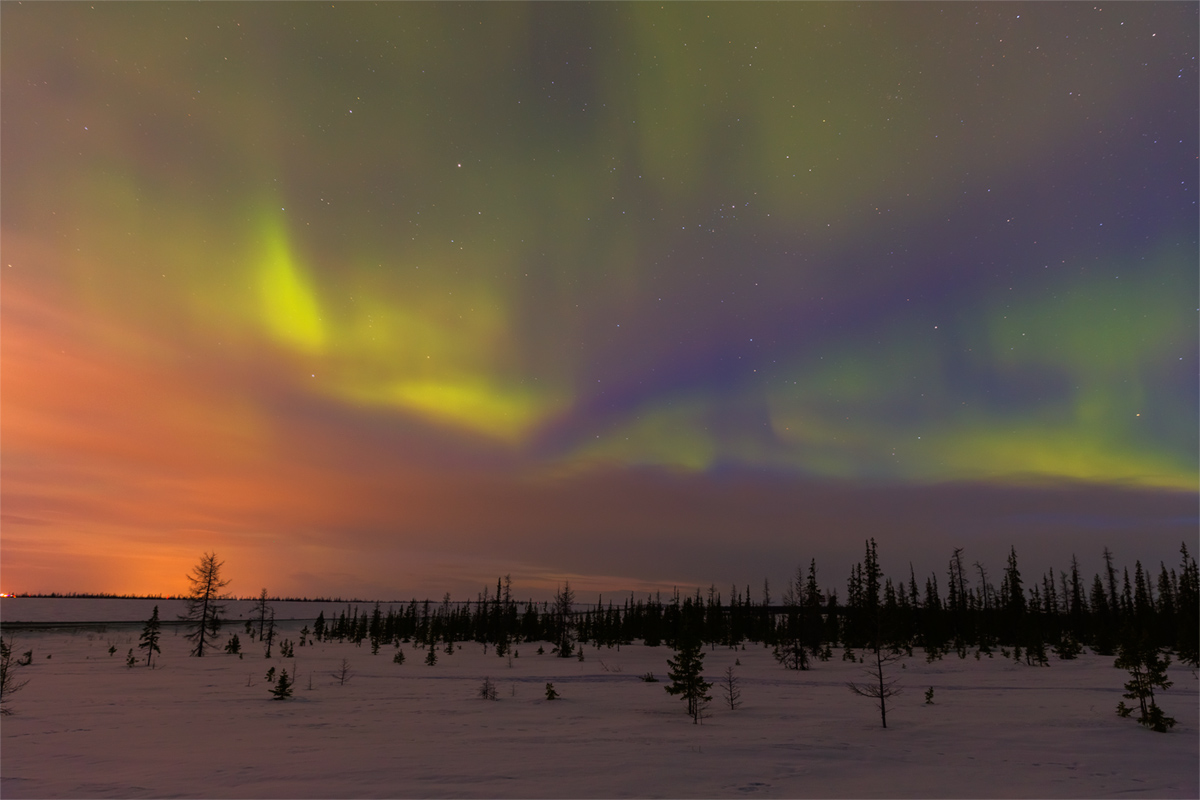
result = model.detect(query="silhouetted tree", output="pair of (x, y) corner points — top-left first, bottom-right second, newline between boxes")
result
(0, 635), (29, 715)
(721, 665), (742, 710)
(253, 588), (271, 640)
(665, 631), (711, 723)
(138, 605), (162, 667)
(270, 668), (294, 700)
(262, 609), (277, 658)
(554, 582), (576, 658)
(1115, 632), (1175, 732)
(848, 643), (904, 728)
(1176, 543), (1199, 668)
(181, 552), (229, 657)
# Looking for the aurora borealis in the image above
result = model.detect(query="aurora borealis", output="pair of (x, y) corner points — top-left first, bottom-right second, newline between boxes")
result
(2, 2), (1196, 599)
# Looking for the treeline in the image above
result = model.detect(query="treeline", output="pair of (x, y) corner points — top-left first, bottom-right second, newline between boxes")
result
(5, 592), (170, 599)
(298, 542), (1199, 668)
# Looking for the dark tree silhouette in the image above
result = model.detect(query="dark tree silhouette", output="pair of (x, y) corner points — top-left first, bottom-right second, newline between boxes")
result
(270, 668), (293, 700)
(0, 636), (29, 716)
(263, 608), (277, 658)
(253, 588), (271, 640)
(848, 636), (904, 728)
(181, 552), (229, 657)
(138, 605), (162, 667)
(554, 582), (576, 658)
(665, 633), (712, 724)
(721, 665), (742, 710)
(1115, 632), (1175, 732)
(332, 658), (353, 686)
(1176, 543), (1199, 668)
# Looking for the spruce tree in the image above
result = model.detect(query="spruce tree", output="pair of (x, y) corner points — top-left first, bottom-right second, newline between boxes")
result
(545, 682), (559, 700)
(1175, 542), (1199, 668)
(1115, 632), (1176, 732)
(270, 668), (293, 700)
(554, 582), (576, 658)
(254, 588), (271, 640)
(263, 609), (276, 658)
(665, 632), (712, 724)
(138, 605), (162, 667)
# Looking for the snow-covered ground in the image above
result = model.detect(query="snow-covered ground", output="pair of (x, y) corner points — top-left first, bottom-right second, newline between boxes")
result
(2, 600), (1197, 798)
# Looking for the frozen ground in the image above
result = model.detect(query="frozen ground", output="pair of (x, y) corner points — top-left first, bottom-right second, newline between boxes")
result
(2, 599), (1197, 798)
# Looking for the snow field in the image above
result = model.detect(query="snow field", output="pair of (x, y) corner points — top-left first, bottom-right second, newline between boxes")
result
(2, 615), (1197, 798)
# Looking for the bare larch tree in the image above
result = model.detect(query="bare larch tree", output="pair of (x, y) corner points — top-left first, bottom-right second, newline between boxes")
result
(181, 552), (229, 657)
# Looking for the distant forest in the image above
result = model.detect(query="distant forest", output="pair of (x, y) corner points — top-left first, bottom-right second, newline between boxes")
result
(282, 541), (1197, 669)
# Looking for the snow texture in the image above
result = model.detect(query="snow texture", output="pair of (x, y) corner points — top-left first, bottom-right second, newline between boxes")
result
(2, 598), (1197, 798)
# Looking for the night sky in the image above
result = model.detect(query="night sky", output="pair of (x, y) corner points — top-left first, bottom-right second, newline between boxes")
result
(3, 3), (1196, 599)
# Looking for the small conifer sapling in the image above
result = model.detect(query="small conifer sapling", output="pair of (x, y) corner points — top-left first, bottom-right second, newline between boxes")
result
(721, 665), (742, 710)
(271, 668), (293, 700)
(138, 605), (162, 667)
(332, 658), (352, 686)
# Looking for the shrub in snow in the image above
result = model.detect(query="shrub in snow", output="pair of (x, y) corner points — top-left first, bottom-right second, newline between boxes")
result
(1, 636), (30, 715)
(544, 682), (558, 700)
